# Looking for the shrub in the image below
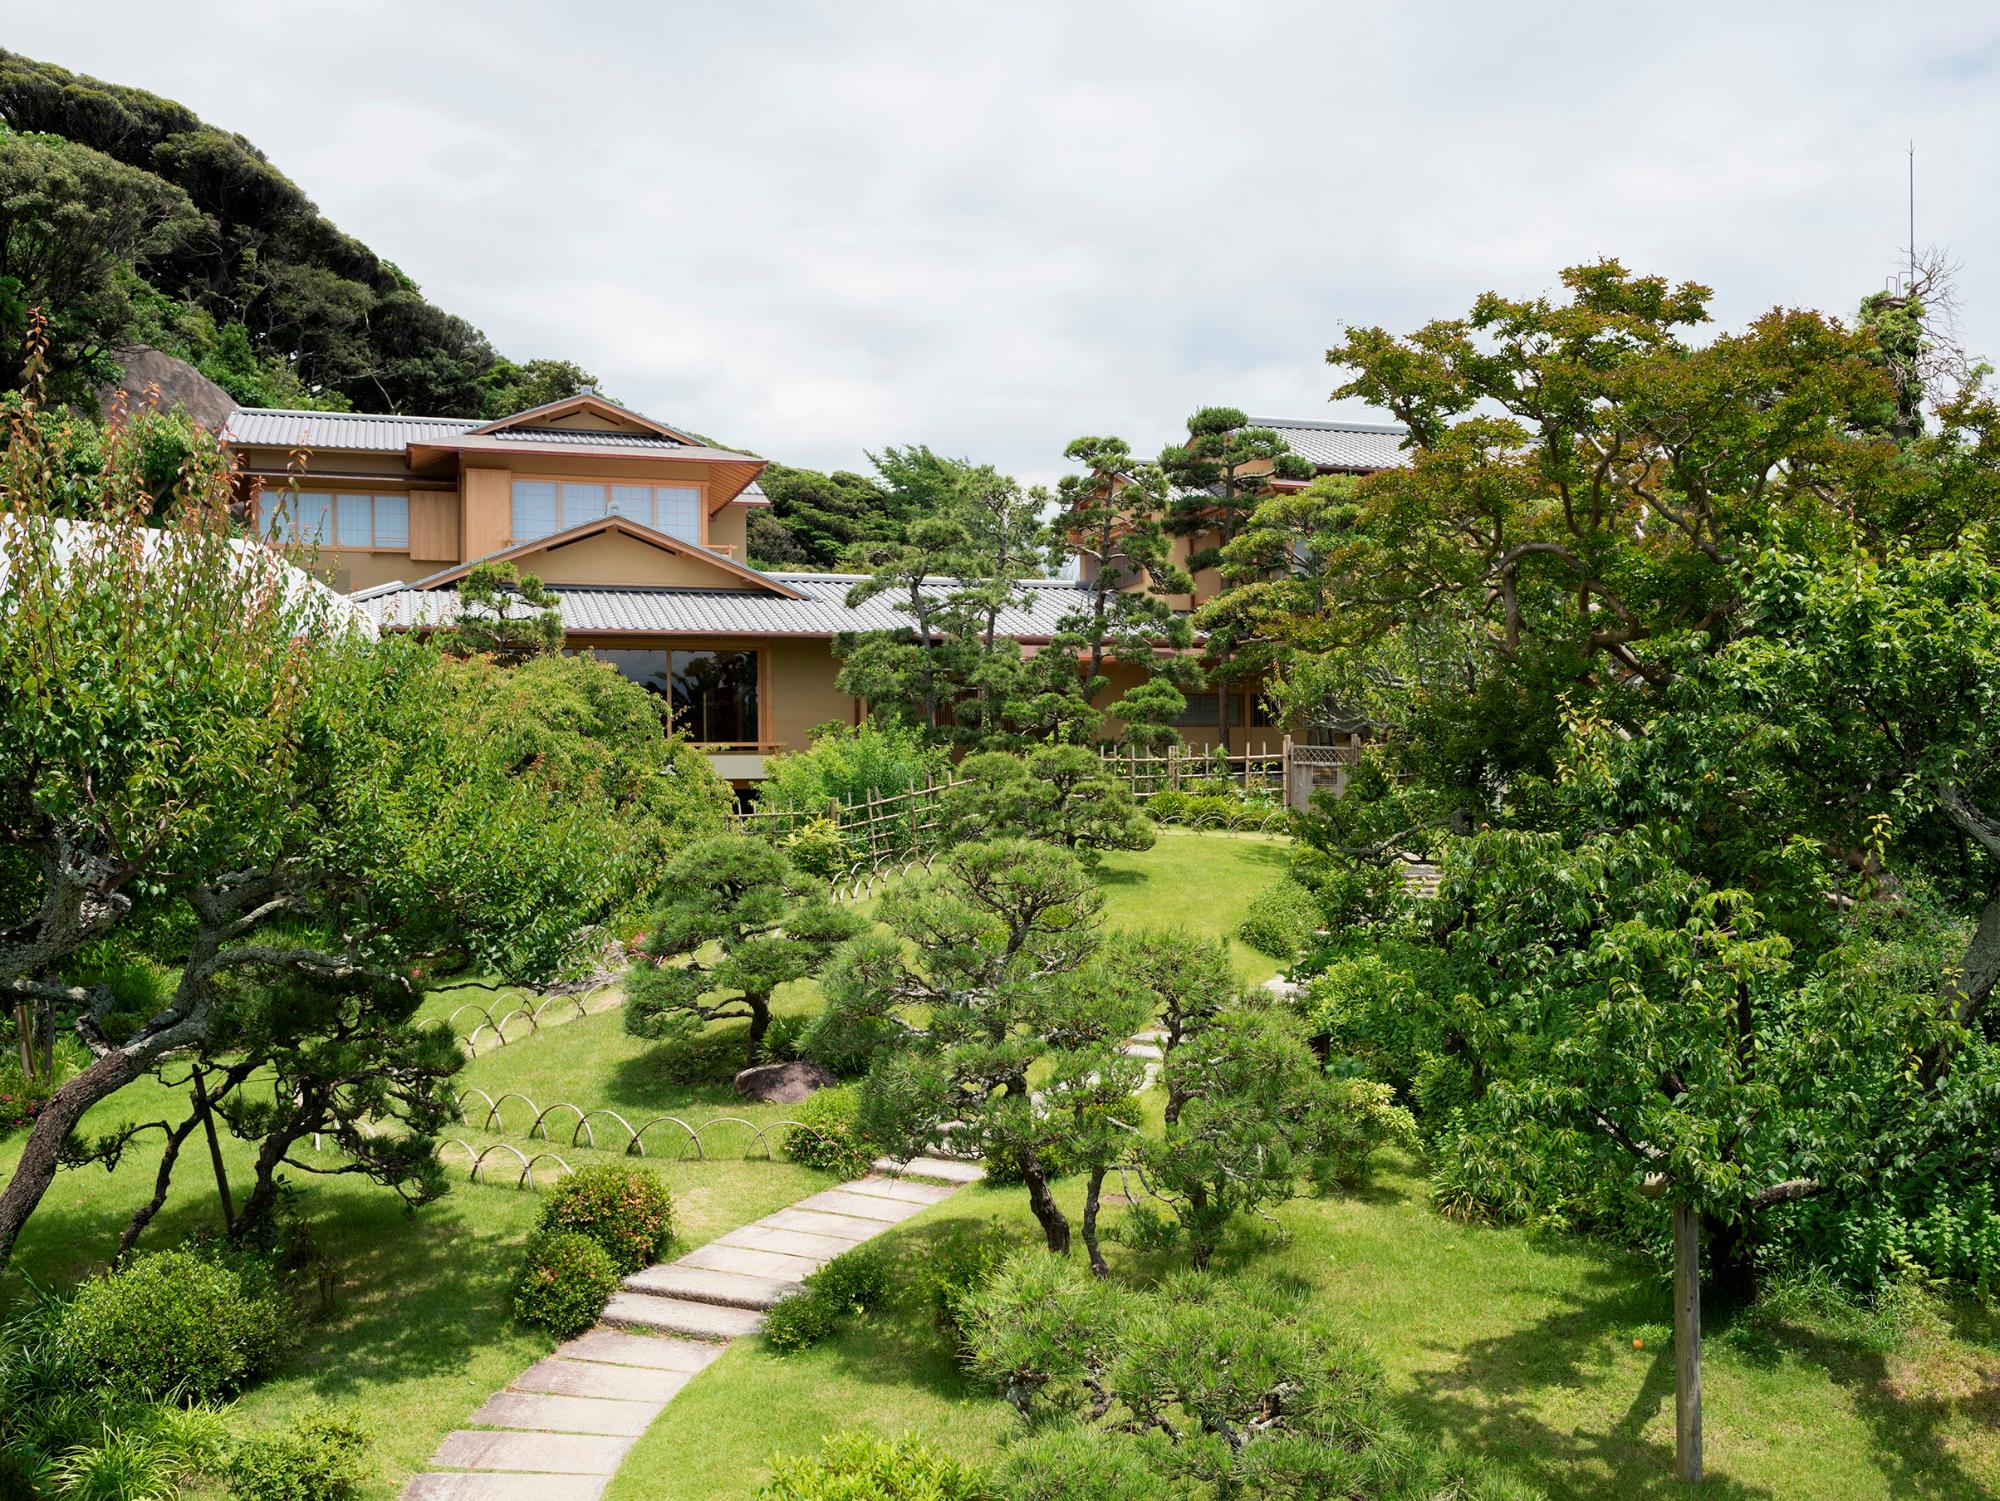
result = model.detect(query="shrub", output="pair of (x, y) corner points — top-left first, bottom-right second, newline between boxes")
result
(763, 1245), (893, 1355)
(61, 1247), (291, 1405)
(49, 1403), (231, 1501)
(781, 817), (854, 880)
(1310, 1079), (1419, 1189)
(781, 1086), (875, 1178)
(513, 1231), (620, 1339)
(1235, 878), (1321, 959)
(228, 1407), (370, 1501)
(1178, 793), (1238, 826)
(912, 1226), (1013, 1350)
(0, 1064), (46, 1133)
(1141, 789), (1188, 823)
(535, 1164), (674, 1275)
(756, 722), (947, 826)
(757, 1430), (987, 1500)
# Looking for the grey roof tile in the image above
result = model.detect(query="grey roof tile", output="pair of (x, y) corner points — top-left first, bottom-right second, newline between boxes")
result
(1249, 416), (1411, 471)
(362, 573), (1097, 640)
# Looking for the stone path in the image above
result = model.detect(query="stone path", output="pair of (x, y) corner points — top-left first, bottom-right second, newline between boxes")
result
(401, 1155), (982, 1501)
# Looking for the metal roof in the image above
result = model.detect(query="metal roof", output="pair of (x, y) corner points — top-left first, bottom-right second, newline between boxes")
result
(225, 408), (482, 451)
(1249, 416), (1411, 472)
(361, 572), (1099, 640)
(224, 408), (757, 463)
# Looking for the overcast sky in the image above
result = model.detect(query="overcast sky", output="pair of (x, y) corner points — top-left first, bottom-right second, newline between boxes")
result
(13, 2), (2000, 484)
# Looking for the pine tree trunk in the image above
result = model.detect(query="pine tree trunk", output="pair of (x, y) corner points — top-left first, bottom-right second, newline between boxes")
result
(1019, 1151), (1071, 1255)
(745, 998), (772, 1068)
(0, 1045), (153, 1266)
(117, 1110), (203, 1260)
(1674, 1202), (1703, 1484)
(1081, 1164), (1109, 1276)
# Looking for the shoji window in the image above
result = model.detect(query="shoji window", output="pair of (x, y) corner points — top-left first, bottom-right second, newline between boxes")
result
(261, 491), (412, 548)
(511, 480), (559, 540)
(510, 478), (704, 542)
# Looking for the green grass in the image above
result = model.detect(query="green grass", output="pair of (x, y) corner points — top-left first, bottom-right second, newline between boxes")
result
(1095, 827), (1292, 985)
(610, 1161), (2000, 1501)
(19, 831), (1991, 1499)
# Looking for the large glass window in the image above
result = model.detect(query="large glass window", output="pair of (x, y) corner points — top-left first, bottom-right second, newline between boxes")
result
(590, 647), (758, 745)
(260, 490), (409, 548)
(374, 495), (410, 547)
(657, 486), (701, 542)
(510, 478), (704, 543)
(335, 494), (372, 547)
(511, 480), (559, 541)
(1172, 691), (1220, 727)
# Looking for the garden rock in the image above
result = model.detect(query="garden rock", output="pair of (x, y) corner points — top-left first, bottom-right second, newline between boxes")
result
(732, 1059), (834, 1103)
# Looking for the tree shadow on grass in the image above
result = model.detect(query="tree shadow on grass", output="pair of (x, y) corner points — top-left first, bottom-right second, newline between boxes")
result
(1399, 1262), (1999, 1501)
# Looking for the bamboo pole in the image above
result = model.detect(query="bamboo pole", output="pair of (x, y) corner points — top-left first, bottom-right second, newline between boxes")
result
(1674, 1202), (1703, 1483)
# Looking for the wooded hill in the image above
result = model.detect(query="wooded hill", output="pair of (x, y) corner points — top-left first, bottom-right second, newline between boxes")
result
(0, 49), (600, 417)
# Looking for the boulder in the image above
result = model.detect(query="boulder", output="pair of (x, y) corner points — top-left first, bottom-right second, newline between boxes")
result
(97, 346), (237, 430)
(732, 1060), (835, 1104)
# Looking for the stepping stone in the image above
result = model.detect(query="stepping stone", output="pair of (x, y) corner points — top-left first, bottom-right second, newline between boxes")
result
(471, 1391), (663, 1437)
(681, 1241), (823, 1281)
(794, 1188), (927, 1223)
(721, 1223), (866, 1260)
(404, 1475), (608, 1501)
(430, 1429), (631, 1475)
(555, 1329), (720, 1373)
(624, 1263), (798, 1309)
(602, 1291), (765, 1340)
(513, 1358), (691, 1403)
(875, 1155), (985, 1184)
(1124, 1042), (1163, 1059)
(841, 1174), (956, 1205)
(761, 1207), (889, 1241)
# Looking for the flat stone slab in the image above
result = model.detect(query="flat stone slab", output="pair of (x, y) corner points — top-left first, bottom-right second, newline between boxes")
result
(554, 1329), (719, 1373)
(841, 1174), (956, 1205)
(430, 1430), (632, 1475)
(761, 1207), (889, 1241)
(404, 1474), (608, 1501)
(875, 1155), (986, 1184)
(1124, 1042), (1163, 1059)
(794, 1188), (927, 1223)
(681, 1241), (823, 1281)
(624, 1262), (798, 1309)
(602, 1291), (765, 1340)
(512, 1358), (692, 1403)
(720, 1223), (867, 1261)
(471, 1391), (663, 1437)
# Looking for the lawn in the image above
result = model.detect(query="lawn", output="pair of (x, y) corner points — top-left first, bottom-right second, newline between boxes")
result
(610, 1161), (2000, 1501)
(10, 828), (1989, 1501)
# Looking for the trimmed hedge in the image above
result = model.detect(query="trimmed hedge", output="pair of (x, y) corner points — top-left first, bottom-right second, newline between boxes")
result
(61, 1247), (291, 1405)
(757, 1431), (986, 1500)
(535, 1164), (673, 1275)
(780, 1086), (875, 1179)
(1236, 878), (1322, 959)
(513, 1231), (619, 1339)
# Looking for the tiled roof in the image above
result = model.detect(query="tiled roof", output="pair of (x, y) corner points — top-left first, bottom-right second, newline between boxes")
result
(360, 572), (1098, 640)
(225, 408), (481, 451)
(224, 408), (755, 462)
(1250, 416), (1410, 472)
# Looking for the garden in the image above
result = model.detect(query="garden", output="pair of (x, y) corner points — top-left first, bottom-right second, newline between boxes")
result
(6, 260), (2000, 1501)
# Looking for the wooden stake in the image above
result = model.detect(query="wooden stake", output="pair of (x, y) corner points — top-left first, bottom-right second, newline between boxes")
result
(1674, 1201), (1703, 1483)
(192, 1066), (236, 1235)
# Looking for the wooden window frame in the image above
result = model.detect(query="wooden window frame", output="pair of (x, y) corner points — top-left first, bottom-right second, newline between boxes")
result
(508, 472), (710, 546)
(260, 488), (412, 552)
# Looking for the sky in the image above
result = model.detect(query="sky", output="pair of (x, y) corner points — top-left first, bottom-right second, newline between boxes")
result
(11, 2), (2000, 485)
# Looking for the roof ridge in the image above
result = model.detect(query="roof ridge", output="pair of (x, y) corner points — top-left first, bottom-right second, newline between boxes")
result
(1248, 415), (1409, 435)
(228, 406), (480, 424)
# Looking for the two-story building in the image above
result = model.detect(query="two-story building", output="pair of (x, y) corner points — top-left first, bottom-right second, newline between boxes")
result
(226, 395), (1405, 786)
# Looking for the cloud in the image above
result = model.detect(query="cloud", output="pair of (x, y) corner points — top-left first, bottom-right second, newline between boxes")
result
(15, 1), (2000, 485)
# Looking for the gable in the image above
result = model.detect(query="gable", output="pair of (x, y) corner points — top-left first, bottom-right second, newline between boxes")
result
(468, 393), (692, 443)
(525, 530), (754, 588)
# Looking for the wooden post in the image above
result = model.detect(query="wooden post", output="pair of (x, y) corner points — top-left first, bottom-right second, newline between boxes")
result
(192, 1066), (236, 1235)
(1281, 734), (1293, 809)
(1674, 1201), (1703, 1483)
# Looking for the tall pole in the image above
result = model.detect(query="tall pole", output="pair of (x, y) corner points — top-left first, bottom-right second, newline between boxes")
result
(1674, 1202), (1703, 1483)
(1908, 141), (1915, 287)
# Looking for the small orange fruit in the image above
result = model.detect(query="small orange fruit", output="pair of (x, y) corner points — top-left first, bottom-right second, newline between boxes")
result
(1632, 1338), (1644, 1350)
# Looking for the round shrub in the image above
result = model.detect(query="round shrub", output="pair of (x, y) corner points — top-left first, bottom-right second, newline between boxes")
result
(513, 1231), (619, 1339)
(1142, 790), (1189, 824)
(1179, 793), (1239, 827)
(757, 1431), (987, 1500)
(60, 1247), (290, 1405)
(535, 1164), (673, 1275)
(1236, 878), (1322, 959)
(781, 1086), (875, 1179)
(762, 1288), (841, 1355)
(227, 1406), (370, 1501)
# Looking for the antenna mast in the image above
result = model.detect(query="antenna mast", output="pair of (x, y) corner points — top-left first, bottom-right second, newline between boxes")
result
(1908, 141), (1916, 288)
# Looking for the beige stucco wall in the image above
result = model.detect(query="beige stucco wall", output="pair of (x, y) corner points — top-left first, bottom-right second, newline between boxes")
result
(525, 532), (767, 588)
(708, 501), (750, 557)
(765, 637), (858, 751)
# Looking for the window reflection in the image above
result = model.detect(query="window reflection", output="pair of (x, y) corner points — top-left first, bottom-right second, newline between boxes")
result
(589, 647), (759, 745)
